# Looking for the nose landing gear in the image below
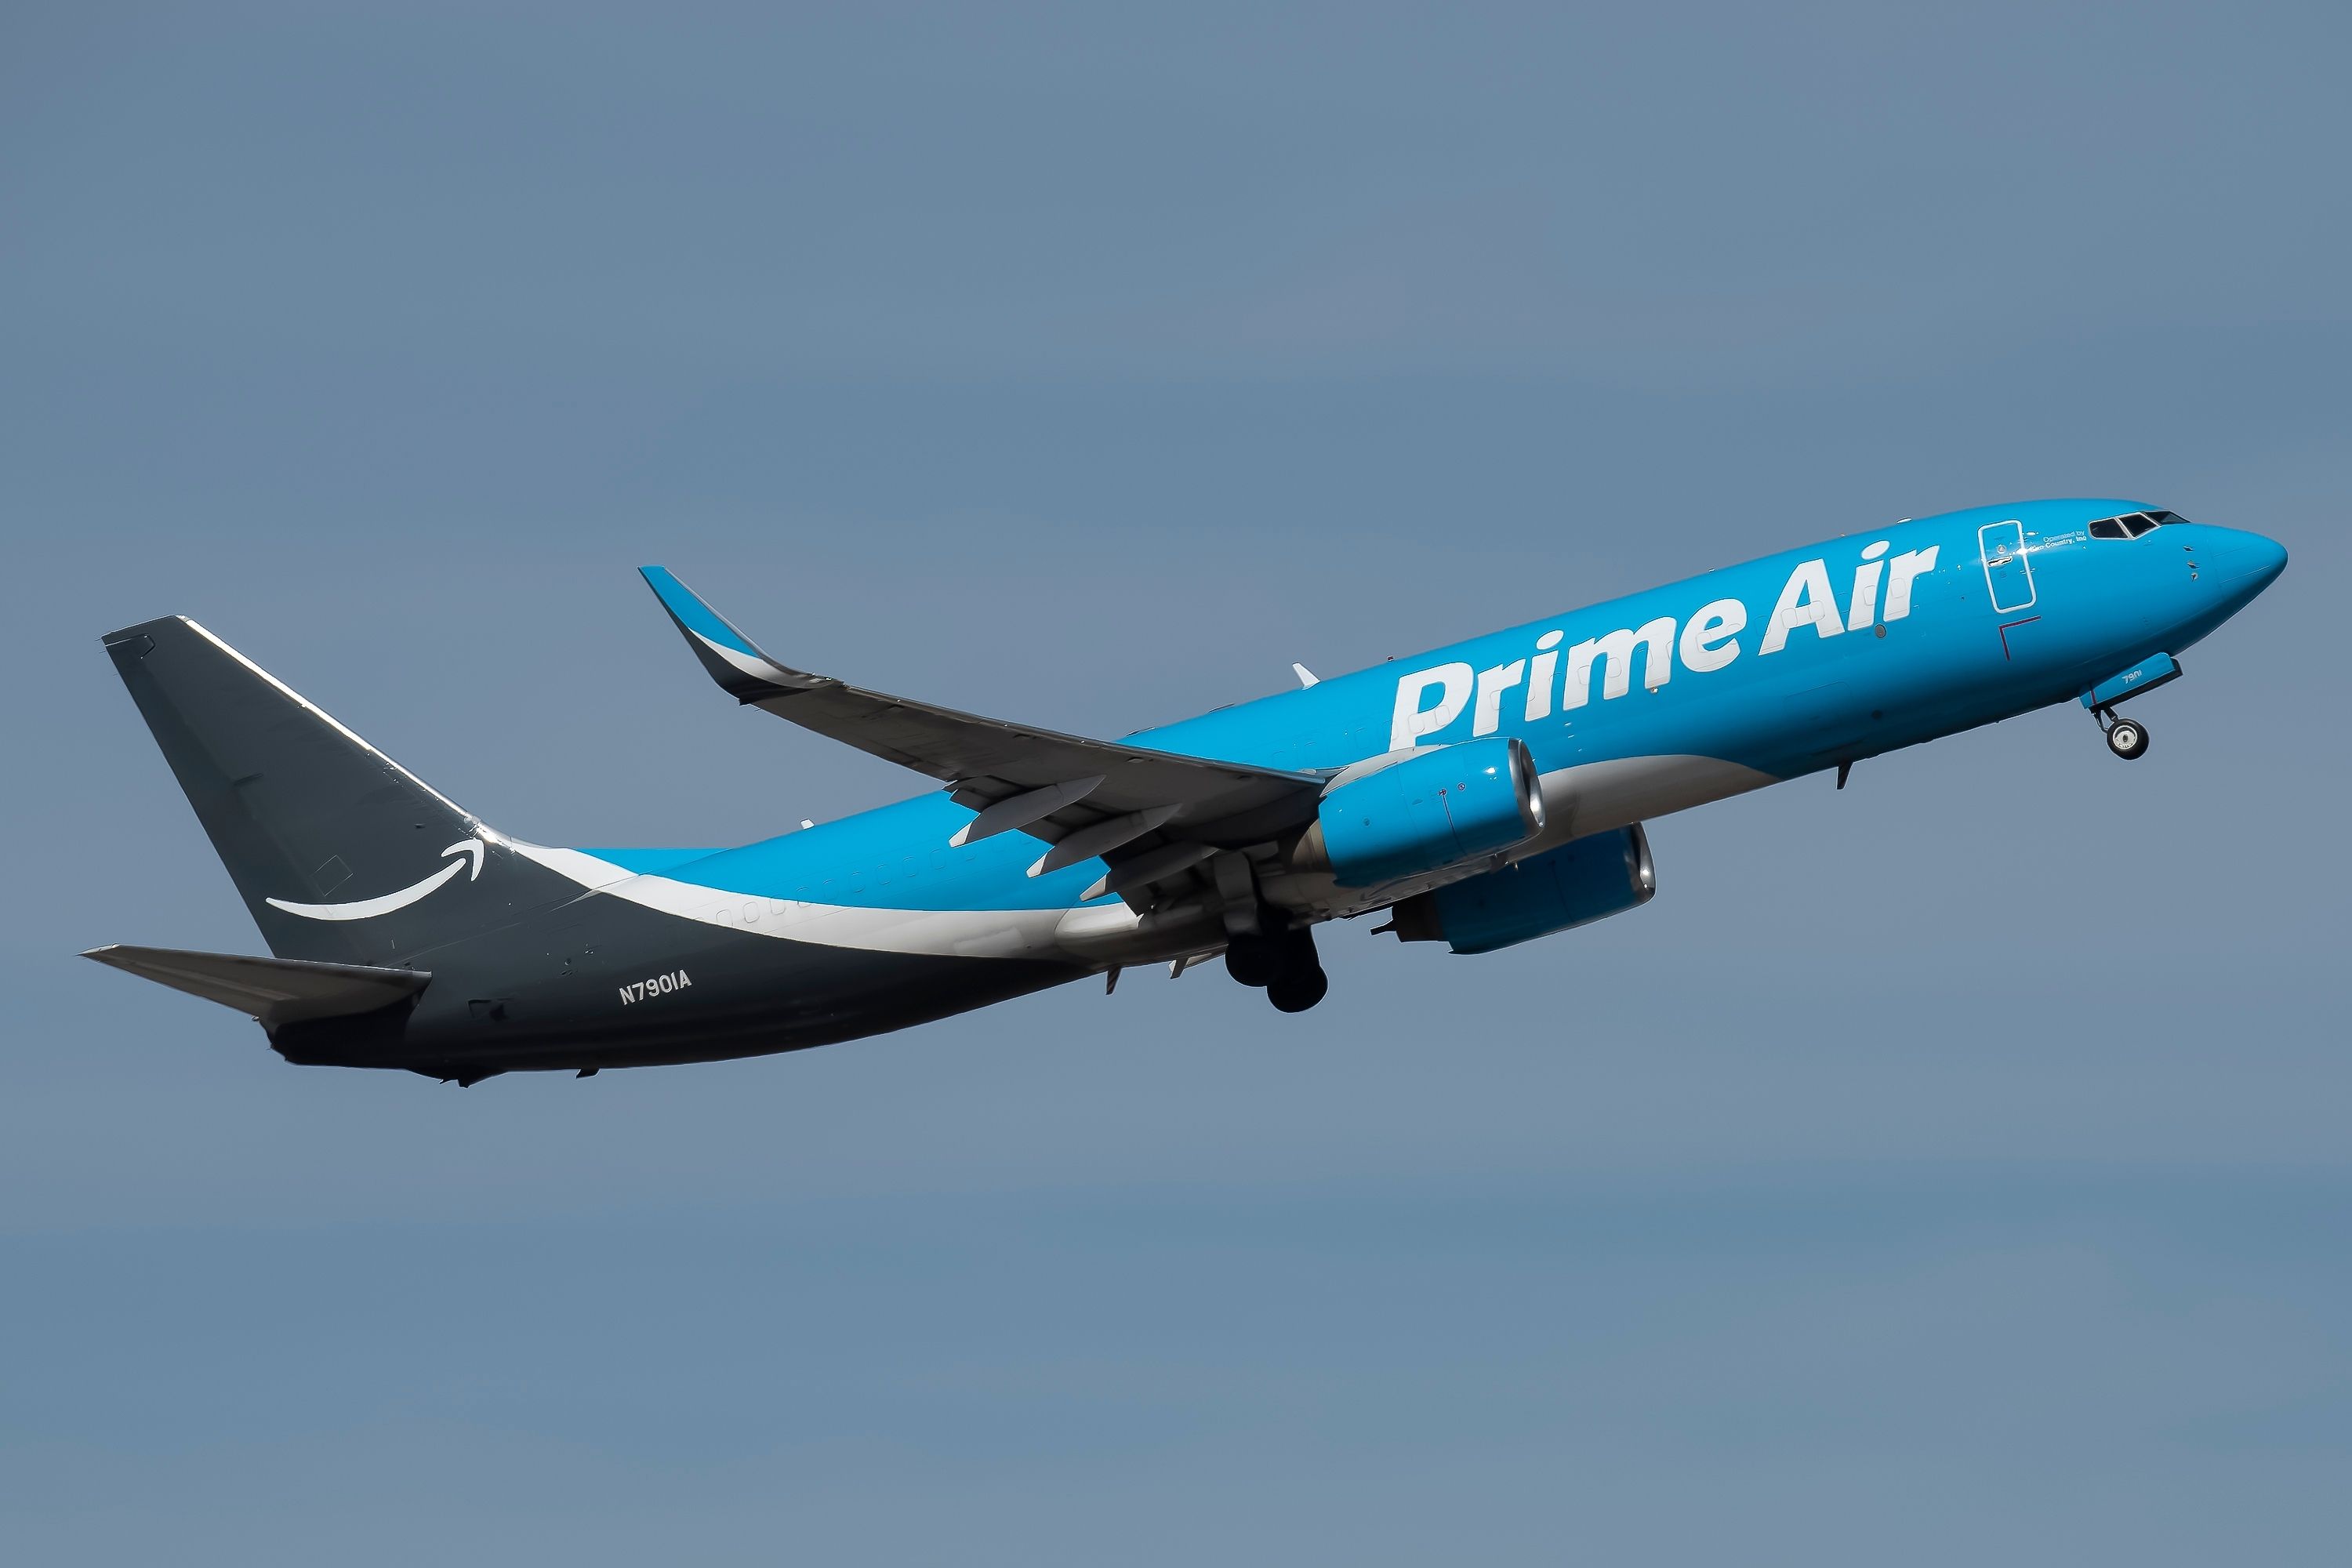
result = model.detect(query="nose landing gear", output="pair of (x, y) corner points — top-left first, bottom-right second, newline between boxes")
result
(1224, 925), (1330, 1013)
(2096, 709), (2151, 760)
(2082, 656), (2179, 761)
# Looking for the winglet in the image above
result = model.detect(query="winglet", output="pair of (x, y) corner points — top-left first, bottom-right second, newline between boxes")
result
(638, 567), (829, 702)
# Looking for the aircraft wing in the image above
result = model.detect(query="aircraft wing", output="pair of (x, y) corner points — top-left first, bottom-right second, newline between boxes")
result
(640, 568), (1325, 879)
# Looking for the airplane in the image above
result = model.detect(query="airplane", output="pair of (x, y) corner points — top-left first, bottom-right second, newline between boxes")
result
(85, 499), (2286, 1085)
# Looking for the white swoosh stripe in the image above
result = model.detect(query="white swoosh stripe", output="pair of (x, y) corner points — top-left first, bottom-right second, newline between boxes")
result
(266, 840), (485, 922)
(688, 627), (799, 688)
(506, 757), (1779, 960)
(503, 840), (1129, 960)
(267, 858), (467, 921)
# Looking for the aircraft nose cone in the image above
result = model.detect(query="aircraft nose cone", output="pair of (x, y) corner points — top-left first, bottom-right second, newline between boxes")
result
(2205, 528), (2288, 593)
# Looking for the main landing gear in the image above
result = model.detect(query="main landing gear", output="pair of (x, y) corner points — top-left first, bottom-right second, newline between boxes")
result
(2096, 708), (2151, 760)
(1225, 925), (1329, 1013)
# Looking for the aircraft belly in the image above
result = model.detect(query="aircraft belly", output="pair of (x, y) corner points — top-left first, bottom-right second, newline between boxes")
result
(278, 894), (1085, 1076)
(1531, 753), (1777, 841)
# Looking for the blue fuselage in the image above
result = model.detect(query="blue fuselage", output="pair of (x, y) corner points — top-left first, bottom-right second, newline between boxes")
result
(576, 498), (2283, 923)
(359, 498), (2293, 1073)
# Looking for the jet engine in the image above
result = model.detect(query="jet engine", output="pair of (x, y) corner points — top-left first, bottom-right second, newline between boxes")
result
(1381, 824), (1654, 954)
(1292, 737), (1544, 888)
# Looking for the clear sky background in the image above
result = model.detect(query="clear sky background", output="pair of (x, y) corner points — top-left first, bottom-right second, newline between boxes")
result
(4, 4), (2349, 1563)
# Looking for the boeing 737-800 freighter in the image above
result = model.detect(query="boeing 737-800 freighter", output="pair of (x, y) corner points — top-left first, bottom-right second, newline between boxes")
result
(88, 500), (2286, 1083)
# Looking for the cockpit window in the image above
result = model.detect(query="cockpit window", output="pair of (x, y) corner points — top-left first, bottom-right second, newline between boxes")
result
(2088, 510), (2186, 539)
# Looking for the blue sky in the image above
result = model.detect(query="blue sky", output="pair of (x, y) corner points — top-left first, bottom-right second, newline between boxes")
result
(4, 4), (2349, 1562)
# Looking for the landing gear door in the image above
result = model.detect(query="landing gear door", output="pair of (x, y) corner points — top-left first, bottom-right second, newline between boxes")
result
(1978, 520), (2037, 614)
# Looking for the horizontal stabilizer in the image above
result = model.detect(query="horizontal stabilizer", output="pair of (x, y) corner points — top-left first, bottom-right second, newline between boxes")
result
(83, 945), (430, 1028)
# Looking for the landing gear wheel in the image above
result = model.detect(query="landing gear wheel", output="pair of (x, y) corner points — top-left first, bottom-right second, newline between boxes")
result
(1227, 926), (1317, 989)
(1224, 936), (1280, 988)
(1267, 965), (1328, 1014)
(2106, 717), (2149, 760)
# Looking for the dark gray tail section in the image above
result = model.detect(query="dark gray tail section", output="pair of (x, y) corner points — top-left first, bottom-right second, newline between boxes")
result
(103, 617), (575, 965)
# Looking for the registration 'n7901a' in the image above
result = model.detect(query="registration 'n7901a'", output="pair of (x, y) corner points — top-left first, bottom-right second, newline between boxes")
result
(619, 971), (691, 1006)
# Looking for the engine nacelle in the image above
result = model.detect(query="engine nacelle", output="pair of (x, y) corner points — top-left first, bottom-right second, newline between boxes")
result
(1294, 737), (1544, 888)
(1383, 824), (1655, 954)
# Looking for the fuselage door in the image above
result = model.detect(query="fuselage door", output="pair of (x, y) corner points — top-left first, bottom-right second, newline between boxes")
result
(1977, 520), (2037, 614)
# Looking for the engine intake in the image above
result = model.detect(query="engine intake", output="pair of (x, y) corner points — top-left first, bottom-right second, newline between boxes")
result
(1294, 737), (1544, 888)
(1384, 824), (1655, 953)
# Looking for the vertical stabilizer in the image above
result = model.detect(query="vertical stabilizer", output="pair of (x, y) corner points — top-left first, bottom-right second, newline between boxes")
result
(103, 617), (570, 964)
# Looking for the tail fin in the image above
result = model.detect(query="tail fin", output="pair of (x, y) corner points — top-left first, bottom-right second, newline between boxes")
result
(103, 617), (567, 964)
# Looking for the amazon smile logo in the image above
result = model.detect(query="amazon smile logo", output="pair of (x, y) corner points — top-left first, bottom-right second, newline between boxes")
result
(267, 839), (484, 922)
